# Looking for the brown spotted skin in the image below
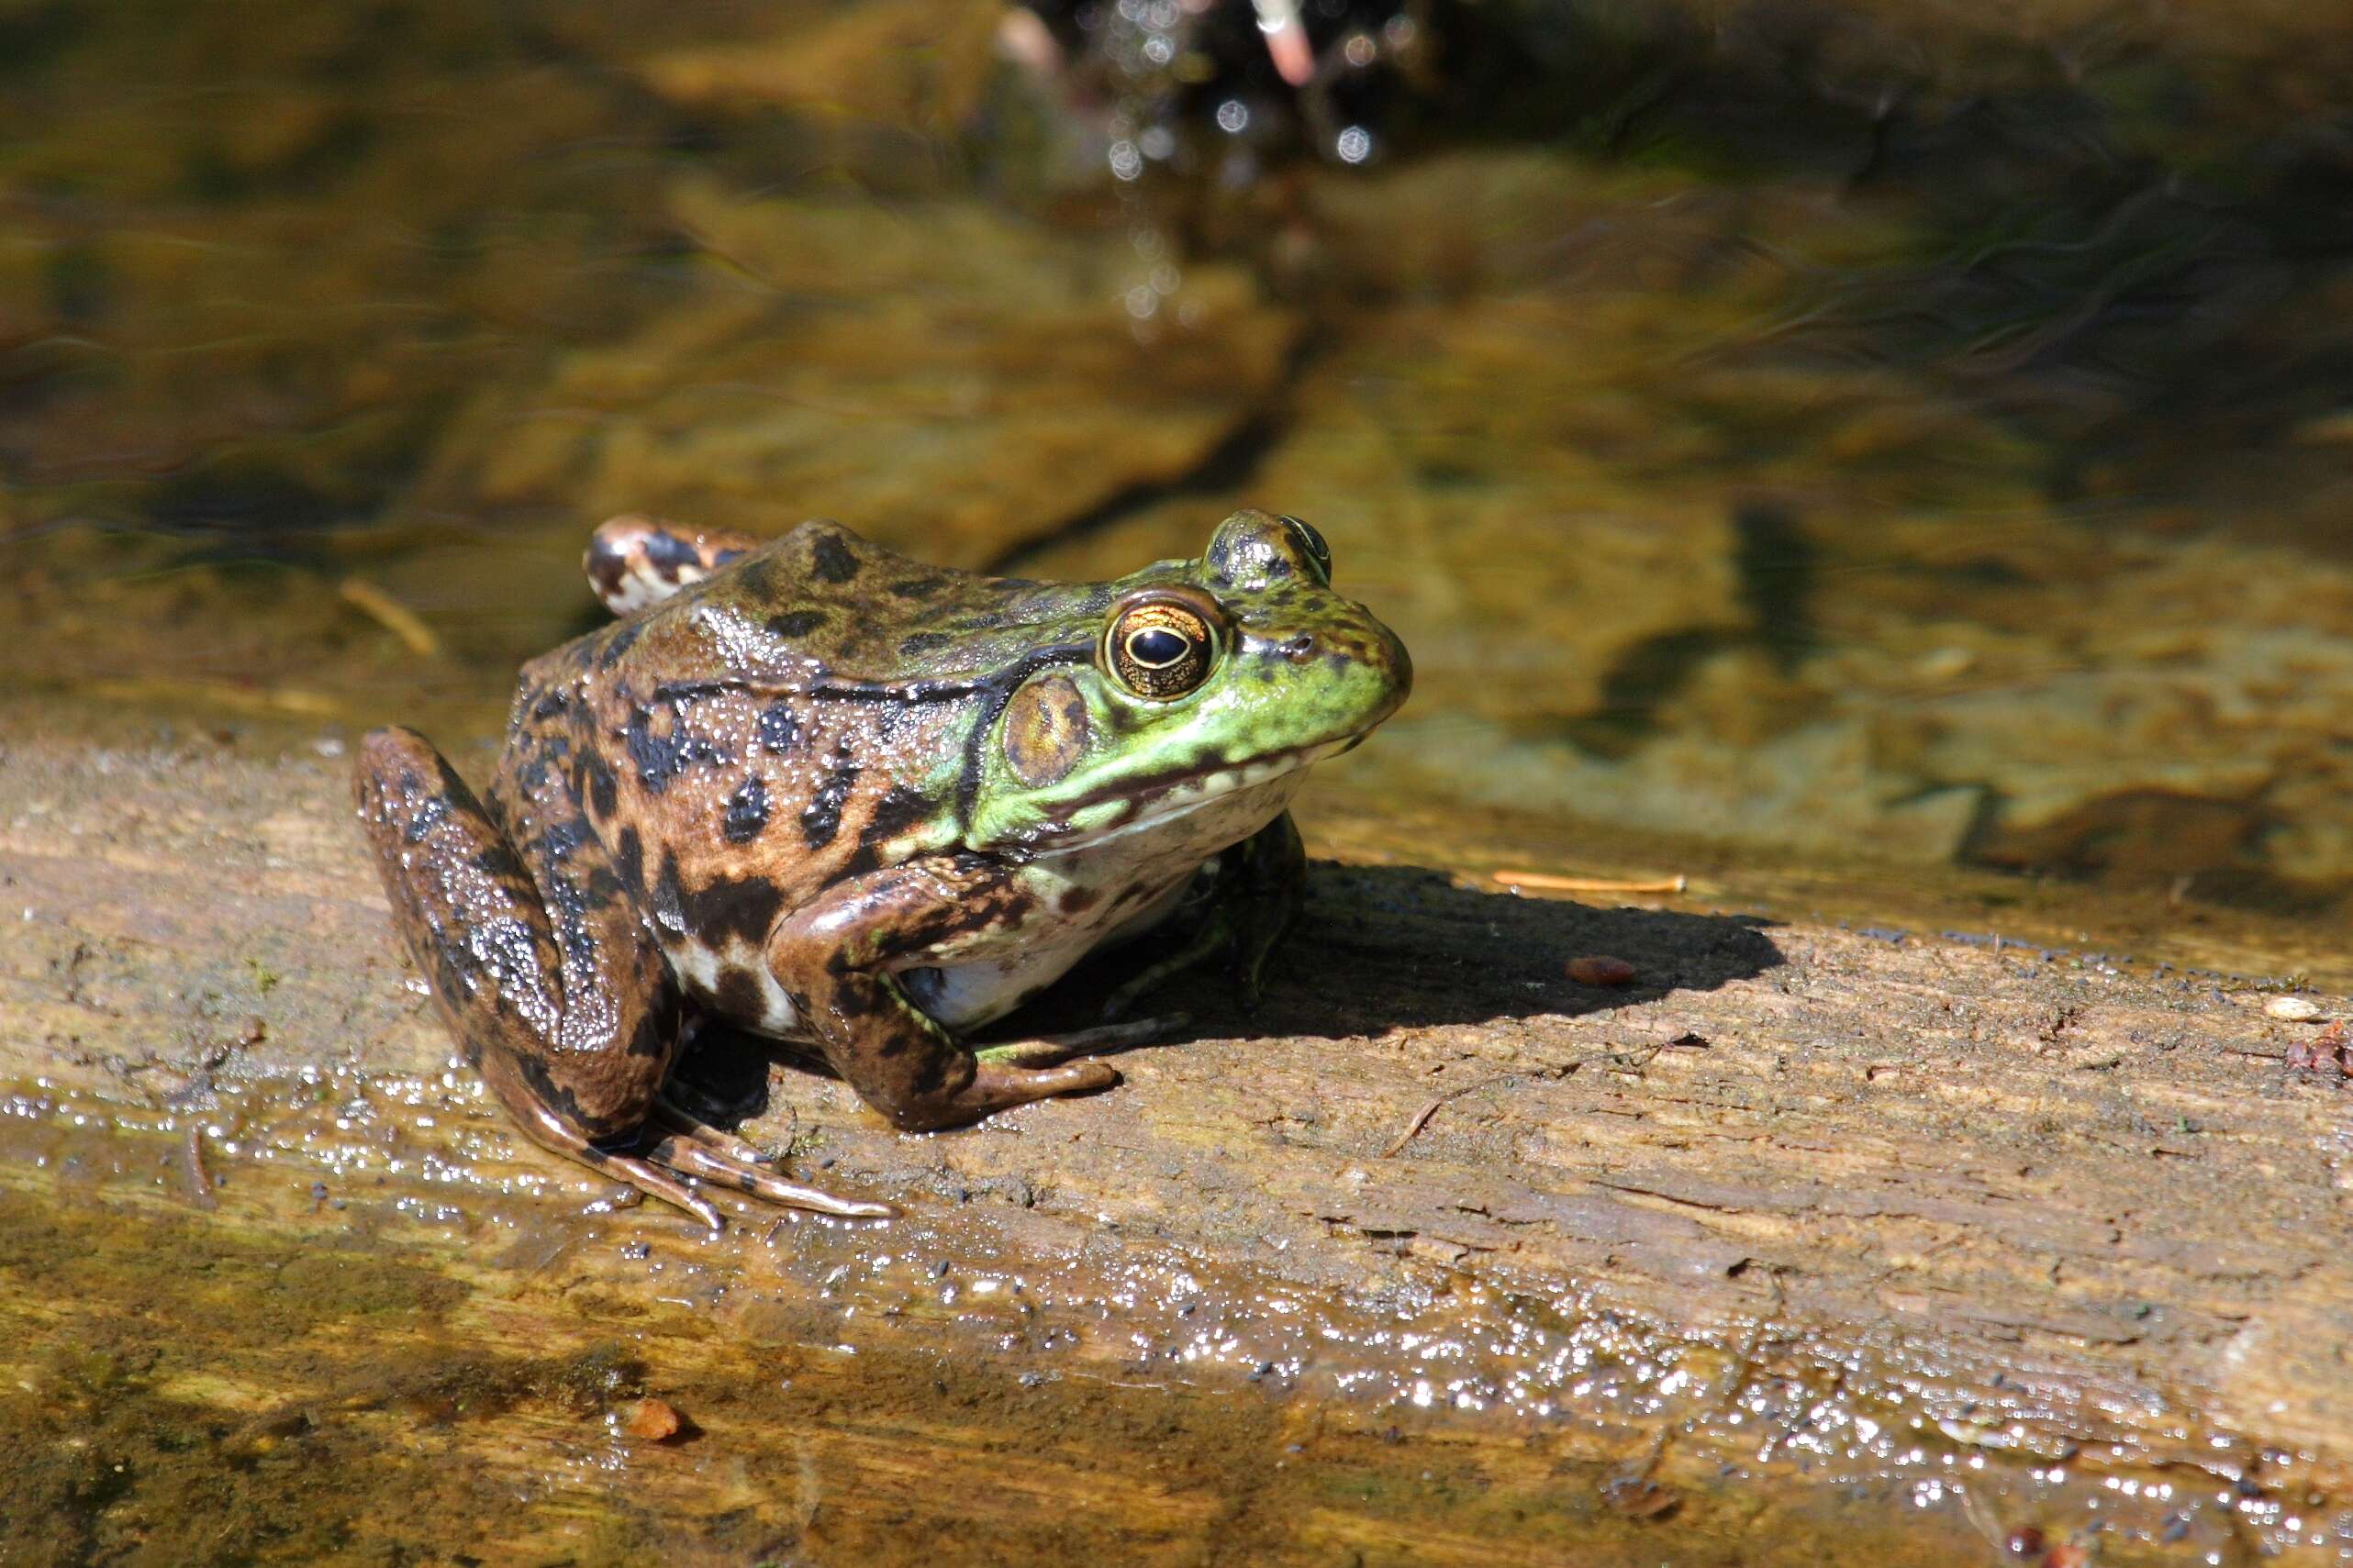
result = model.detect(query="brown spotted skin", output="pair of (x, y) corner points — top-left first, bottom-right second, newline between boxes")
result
(355, 511), (1411, 1227)
(352, 727), (700, 1215)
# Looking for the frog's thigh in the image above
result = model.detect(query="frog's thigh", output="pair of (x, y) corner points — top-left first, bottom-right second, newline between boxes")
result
(764, 857), (1119, 1132)
(355, 727), (675, 1141)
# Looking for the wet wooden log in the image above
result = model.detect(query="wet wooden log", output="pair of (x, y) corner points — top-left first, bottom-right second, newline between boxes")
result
(2, 734), (2347, 1562)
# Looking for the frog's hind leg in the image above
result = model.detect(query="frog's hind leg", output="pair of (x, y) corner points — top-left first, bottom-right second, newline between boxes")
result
(584, 513), (760, 616)
(353, 727), (714, 1222)
(354, 727), (885, 1227)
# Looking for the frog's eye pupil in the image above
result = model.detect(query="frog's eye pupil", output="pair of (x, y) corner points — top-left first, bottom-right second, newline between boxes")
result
(1126, 627), (1188, 668)
(1104, 599), (1219, 699)
(1277, 514), (1333, 584)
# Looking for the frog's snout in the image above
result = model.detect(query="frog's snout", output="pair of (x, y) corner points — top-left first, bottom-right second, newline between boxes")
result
(1380, 619), (1414, 706)
(1315, 609), (1411, 739)
(1347, 612), (1413, 715)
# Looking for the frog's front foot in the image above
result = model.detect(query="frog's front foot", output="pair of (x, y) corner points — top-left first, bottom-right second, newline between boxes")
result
(896, 1057), (1123, 1131)
(1101, 812), (1306, 1019)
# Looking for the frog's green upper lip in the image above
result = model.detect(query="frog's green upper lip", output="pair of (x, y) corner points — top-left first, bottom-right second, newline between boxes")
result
(1022, 735), (1353, 854)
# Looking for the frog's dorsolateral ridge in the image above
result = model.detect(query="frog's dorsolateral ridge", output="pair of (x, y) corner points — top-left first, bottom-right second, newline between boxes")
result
(354, 509), (1411, 1227)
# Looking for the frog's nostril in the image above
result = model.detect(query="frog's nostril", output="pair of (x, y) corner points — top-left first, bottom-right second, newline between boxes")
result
(1278, 635), (1315, 663)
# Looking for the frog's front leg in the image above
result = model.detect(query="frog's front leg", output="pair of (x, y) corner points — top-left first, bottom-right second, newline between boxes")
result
(1101, 810), (1307, 1019)
(354, 728), (891, 1228)
(765, 856), (1122, 1131)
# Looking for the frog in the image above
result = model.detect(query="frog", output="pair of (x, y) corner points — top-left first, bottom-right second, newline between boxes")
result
(353, 506), (1411, 1228)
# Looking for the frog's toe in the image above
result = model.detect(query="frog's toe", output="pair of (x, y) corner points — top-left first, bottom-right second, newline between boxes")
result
(644, 1097), (898, 1221)
(1233, 937), (1277, 1013)
(645, 1132), (899, 1221)
(651, 1093), (779, 1165)
(584, 1149), (724, 1230)
(979, 1016), (1183, 1064)
(584, 514), (759, 616)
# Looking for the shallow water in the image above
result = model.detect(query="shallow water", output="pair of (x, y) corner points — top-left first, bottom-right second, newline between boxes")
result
(6, 1082), (2326, 1567)
(9, 0), (2353, 930)
(6, 1), (2353, 1561)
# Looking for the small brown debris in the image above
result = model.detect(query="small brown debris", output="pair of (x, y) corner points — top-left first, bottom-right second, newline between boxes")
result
(1383, 1095), (1448, 1157)
(184, 1122), (217, 1211)
(1567, 956), (1638, 987)
(2005, 1526), (2046, 1557)
(2285, 1020), (2349, 1076)
(2041, 1545), (2088, 1568)
(1496, 870), (1686, 895)
(1600, 1473), (1679, 1519)
(622, 1396), (685, 1441)
(2036, 1005), (2082, 1046)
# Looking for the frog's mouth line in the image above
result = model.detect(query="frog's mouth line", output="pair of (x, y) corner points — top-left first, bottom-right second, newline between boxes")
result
(1033, 737), (1353, 855)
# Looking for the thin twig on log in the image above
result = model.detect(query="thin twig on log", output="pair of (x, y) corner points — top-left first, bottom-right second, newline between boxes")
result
(1493, 870), (1688, 895)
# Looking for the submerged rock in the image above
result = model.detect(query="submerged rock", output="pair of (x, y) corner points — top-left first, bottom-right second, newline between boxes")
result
(409, 176), (1299, 573)
(1018, 151), (2353, 894)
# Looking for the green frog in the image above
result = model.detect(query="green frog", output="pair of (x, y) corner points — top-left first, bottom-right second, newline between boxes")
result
(354, 508), (1410, 1227)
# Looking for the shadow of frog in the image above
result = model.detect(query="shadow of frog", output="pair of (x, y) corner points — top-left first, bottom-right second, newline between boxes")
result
(1154, 862), (1781, 1040)
(673, 862), (1785, 1121)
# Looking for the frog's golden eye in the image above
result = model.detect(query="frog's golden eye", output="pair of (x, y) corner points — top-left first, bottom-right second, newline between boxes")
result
(1104, 597), (1219, 700)
(1277, 514), (1332, 584)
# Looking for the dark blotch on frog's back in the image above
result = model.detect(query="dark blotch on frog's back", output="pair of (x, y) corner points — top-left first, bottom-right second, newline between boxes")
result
(734, 553), (782, 602)
(862, 783), (935, 845)
(710, 964), (768, 1023)
(613, 826), (646, 897)
(722, 776), (770, 844)
(595, 618), (644, 673)
(578, 749), (620, 819)
(686, 872), (784, 948)
(800, 742), (862, 850)
(757, 701), (802, 755)
(653, 849), (784, 948)
(769, 609), (825, 638)
(811, 532), (861, 584)
(835, 783), (938, 878)
(623, 704), (726, 795)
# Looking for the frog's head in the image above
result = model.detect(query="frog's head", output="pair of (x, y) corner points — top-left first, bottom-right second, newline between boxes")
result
(968, 509), (1411, 851)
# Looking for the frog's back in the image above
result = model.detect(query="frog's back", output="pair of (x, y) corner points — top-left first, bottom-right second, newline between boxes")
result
(653, 520), (1125, 688)
(498, 522), (1117, 1018)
